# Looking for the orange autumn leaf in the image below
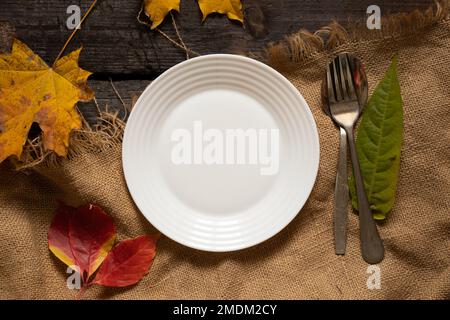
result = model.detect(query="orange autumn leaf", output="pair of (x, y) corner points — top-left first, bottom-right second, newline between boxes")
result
(92, 235), (159, 287)
(197, 0), (244, 23)
(48, 203), (116, 282)
(0, 39), (93, 164)
(143, 0), (181, 29)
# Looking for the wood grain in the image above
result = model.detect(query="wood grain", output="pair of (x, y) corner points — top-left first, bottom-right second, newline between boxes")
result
(0, 0), (433, 77)
(78, 80), (151, 122)
(0, 0), (435, 120)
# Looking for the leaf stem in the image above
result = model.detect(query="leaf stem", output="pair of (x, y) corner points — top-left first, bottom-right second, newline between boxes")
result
(170, 12), (189, 59)
(76, 283), (88, 300)
(109, 77), (128, 120)
(53, 0), (98, 66)
(136, 4), (200, 58)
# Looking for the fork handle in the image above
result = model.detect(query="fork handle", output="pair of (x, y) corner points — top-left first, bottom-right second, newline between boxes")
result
(334, 128), (348, 255)
(345, 128), (384, 264)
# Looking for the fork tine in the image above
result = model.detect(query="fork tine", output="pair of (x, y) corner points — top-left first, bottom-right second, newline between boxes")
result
(345, 54), (358, 99)
(332, 58), (343, 101)
(338, 54), (349, 100)
(327, 64), (336, 103)
(342, 53), (358, 100)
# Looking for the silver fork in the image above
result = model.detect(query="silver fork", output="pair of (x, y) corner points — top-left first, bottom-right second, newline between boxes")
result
(322, 53), (369, 256)
(326, 53), (384, 264)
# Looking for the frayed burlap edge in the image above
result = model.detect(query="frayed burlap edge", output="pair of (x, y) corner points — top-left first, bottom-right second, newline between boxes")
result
(13, 112), (125, 170)
(8, 0), (450, 170)
(264, 0), (449, 70)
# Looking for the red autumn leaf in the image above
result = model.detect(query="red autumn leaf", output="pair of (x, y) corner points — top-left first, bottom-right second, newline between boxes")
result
(92, 235), (159, 287)
(48, 203), (116, 282)
(49, 203), (159, 293)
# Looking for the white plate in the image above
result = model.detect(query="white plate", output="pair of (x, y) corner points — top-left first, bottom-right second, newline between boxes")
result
(123, 54), (319, 252)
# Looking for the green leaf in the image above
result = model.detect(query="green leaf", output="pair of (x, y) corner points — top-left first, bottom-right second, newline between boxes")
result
(349, 57), (403, 220)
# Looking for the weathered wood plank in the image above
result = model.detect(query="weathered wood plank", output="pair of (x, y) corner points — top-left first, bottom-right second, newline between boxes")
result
(0, 0), (433, 76)
(78, 79), (151, 122)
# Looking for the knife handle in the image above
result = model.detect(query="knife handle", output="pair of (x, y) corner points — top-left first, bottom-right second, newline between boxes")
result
(346, 128), (384, 264)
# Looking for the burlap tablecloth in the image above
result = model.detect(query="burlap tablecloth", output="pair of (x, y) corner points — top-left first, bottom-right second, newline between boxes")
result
(0, 4), (449, 299)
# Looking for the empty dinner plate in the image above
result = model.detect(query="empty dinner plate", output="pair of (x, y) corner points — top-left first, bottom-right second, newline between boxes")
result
(123, 54), (319, 252)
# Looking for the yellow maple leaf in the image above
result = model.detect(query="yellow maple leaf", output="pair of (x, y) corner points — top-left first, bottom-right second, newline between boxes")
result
(198, 0), (244, 23)
(0, 39), (93, 163)
(144, 0), (181, 29)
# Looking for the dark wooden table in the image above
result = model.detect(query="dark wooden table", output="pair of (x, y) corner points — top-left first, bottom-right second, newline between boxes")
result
(0, 0), (433, 120)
